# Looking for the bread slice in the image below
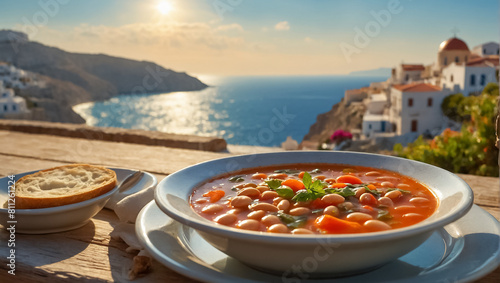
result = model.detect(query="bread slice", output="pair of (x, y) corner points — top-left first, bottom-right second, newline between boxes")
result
(15, 164), (117, 209)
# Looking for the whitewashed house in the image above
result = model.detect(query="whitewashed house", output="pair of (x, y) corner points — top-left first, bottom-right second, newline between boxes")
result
(472, 42), (499, 57)
(362, 93), (390, 137)
(390, 64), (425, 85)
(344, 88), (368, 104)
(389, 83), (450, 136)
(0, 82), (28, 115)
(441, 57), (498, 95)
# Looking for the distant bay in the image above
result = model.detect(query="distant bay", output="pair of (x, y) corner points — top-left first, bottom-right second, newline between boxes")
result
(73, 75), (386, 147)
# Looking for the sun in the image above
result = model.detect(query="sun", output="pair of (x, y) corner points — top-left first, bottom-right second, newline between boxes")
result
(157, 1), (173, 15)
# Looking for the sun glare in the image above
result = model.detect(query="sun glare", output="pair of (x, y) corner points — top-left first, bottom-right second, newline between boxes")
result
(157, 1), (172, 15)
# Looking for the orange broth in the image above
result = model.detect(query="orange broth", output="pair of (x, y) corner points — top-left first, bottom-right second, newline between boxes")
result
(190, 164), (438, 234)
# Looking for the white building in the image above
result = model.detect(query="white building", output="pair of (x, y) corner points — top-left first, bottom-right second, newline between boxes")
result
(362, 93), (390, 137)
(0, 62), (32, 89)
(441, 58), (498, 95)
(389, 83), (450, 136)
(472, 42), (499, 57)
(344, 87), (368, 104)
(390, 64), (425, 85)
(0, 82), (28, 115)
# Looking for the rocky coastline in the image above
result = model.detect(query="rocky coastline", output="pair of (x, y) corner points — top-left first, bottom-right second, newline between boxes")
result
(0, 31), (207, 124)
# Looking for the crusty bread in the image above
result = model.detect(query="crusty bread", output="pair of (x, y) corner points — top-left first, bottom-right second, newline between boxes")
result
(15, 164), (117, 209)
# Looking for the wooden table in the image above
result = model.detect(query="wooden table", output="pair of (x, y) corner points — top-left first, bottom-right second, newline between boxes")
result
(0, 130), (499, 282)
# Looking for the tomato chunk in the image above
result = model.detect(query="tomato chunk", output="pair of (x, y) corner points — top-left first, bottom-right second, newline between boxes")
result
(203, 190), (225, 203)
(282, 179), (305, 192)
(336, 175), (363, 184)
(314, 215), (362, 234)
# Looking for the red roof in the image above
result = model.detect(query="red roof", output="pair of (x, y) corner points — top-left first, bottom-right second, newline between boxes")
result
(402, 64), (425, 71)
(392, 83), (441, 92)
(467, 55), (499, 67)
(439, 37), (469, 52)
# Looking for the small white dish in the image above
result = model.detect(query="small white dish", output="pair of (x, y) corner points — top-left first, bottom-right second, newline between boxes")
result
(137, 201), (500, 283)
(0, 167), (156, 234)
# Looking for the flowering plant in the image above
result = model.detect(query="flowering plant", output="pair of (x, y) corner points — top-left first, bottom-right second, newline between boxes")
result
(330, 129), (353, 144)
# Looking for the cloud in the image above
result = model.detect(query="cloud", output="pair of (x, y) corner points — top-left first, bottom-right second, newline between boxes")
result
(304, 37), (314, 43)
(69, 22), (244, 50)
(216, 23), (244, 32)
(274, 21), (290, 31)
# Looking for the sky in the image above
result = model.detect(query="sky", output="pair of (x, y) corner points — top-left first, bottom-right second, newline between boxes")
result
(0, 0), (498, 77)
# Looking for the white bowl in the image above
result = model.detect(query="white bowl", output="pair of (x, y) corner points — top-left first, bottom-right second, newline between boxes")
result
(0, 167), (153, 234)
(154, 151), (474, 276)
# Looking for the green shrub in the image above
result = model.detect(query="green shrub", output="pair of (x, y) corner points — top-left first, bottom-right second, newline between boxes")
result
(394, 83), (499, 177)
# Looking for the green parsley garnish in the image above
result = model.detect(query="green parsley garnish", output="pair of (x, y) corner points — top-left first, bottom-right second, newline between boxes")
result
(291, 172), (327, 202)
(275, 186), (295, 199)
(377, 210), (393, 221)
(265, 179), (282, 190)
(228, 175), (245, 183)
(277, 211), (308, 229)
(274, 169), (301, 175)
(325, 187), (356, 198)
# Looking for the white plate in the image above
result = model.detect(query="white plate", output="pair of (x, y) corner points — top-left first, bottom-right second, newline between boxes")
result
(136, 202), (500, 283)
(0, 167), (156, 234)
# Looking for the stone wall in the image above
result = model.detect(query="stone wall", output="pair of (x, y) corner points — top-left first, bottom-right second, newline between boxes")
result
(0, 119), (227, 152)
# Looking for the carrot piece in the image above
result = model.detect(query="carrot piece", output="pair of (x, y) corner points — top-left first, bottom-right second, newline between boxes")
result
(282, 179), (305, 192)
(314, 215), (363, 234)
(329, 183), (347, 189)
(336, 175), (363, 184)
(367, 184), (377, 190)
(203, 190), (225, 203)
(298, 171), (305, 179)
(363, 205), (374, 212)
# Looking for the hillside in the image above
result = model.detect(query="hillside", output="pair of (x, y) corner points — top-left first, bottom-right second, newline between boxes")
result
(0, 30), (207, 123)
(302, 98), (366, 143)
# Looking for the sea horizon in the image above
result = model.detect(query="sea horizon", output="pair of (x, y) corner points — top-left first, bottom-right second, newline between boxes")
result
(74, 75), (387, 147)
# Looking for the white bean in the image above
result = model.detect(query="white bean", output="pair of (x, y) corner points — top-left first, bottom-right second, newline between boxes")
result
(323, 205), (339, 217)
(378, 197), (394, 207)
(247, 210), (266, 220)
(237, 188), (261, 198)
(201, 204), (224, 214)
(230, 196), (252, 208)
(214, 213), (237, 225)
(261, 191), (279, 200)
(321, 194), (345, 205)
(380, 181), (395, 188)
(277, 199), (290, 211)
(385, 190), (402, 200)
(292, 228), (314, 234)
(238, 219), (260, 230)
(268, 224), (288, 233)
(365, 171), (382, 177)
(249, 202), (279, 212)
(346, 212), (373, 223)
(355, 187), (366, 198)
(256, 186), (270, 193)
(289, 207), (311, 216)
(261, 215), (281, 226)
(364, 220), (391, 231)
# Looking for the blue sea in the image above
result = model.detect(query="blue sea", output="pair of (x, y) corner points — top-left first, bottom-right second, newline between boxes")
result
(73, 76), (386, 147)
